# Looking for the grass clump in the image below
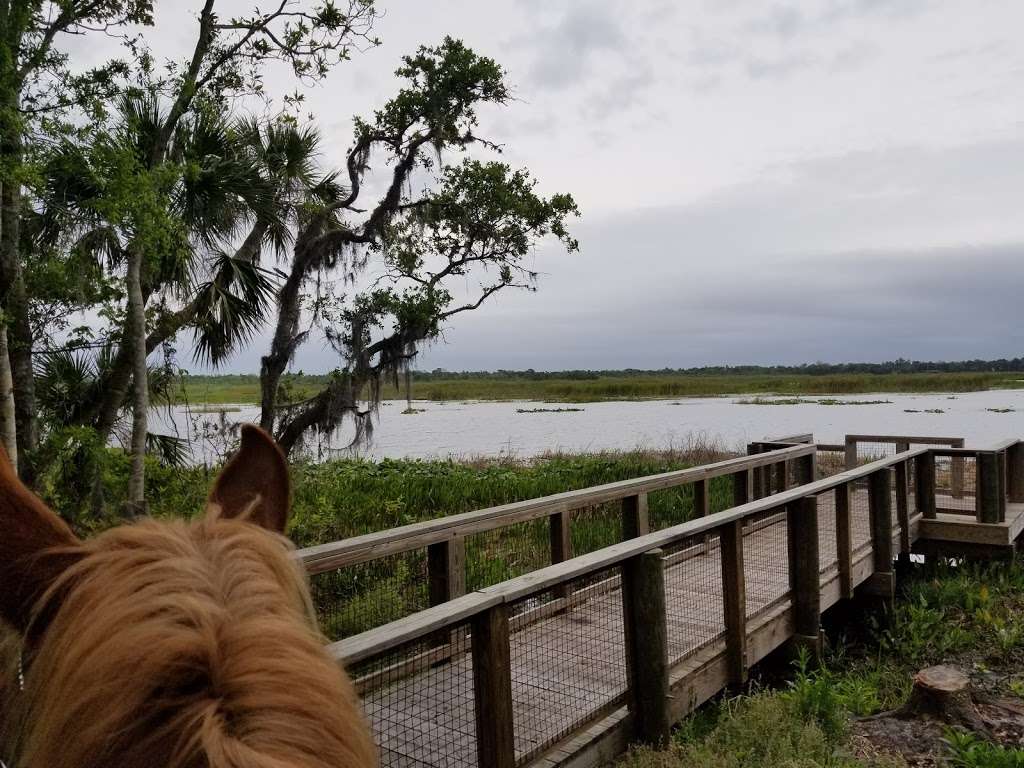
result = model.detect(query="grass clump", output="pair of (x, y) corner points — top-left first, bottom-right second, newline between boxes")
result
(620, 692), (895, 768)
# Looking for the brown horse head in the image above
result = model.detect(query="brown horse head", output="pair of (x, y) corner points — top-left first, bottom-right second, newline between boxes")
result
(0, 425), (377, 768)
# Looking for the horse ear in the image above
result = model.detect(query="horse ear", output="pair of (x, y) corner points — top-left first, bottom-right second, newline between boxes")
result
(207, 425), (291, 533)
(0, 442), (82, 635)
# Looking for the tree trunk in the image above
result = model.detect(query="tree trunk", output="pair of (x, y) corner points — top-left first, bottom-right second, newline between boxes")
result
(124, 248), (148, 515)
(259, 254), (309, 435)
(0, 325), (18, 471)
(0, 171), (36, 482)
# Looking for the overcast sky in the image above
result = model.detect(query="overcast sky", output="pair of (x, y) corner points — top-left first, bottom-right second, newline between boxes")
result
(76, 0), (1024, 372)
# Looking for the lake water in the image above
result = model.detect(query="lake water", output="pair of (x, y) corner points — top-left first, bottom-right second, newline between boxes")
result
(150, 389), (1024, 464)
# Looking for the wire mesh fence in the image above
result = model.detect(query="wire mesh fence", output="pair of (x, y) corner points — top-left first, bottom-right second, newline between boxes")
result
(850, 478), (872, 551)
(662, 533), (725, 665)
(743, 507), (790, 618)
(816, 449), (846, 479)
(508, 566), (629, 765)
(646, 476), (733, 532)
(571, 503), (628, 557)
(935, 454), (976, 513)
(816, 493), (838, 574)
(311, 551), (429, 641)
(465, 517), (551, 592)
(351, 619), (477, 768)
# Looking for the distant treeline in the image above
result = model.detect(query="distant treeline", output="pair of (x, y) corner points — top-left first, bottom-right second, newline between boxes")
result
(410, 358), (1024, 380)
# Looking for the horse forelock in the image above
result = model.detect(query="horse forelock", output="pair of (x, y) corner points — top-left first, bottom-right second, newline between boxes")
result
(5, 517), (376, 768)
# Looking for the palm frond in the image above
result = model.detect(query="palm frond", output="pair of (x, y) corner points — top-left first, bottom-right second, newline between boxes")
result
(191, 255), (278, 366)
(145, 433), (190, 467)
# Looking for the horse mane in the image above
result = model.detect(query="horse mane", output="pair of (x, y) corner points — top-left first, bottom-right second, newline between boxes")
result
(2, 513), (377, 768)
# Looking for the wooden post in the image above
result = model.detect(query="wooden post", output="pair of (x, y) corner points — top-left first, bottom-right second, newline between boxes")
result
(471, 604), (516, 768)
(748, 444), (766, 499)
(732, 470), (751, 507)
(794, 453), (814, 485)
(787, 496), (821, 657)
(428, 536), (466, 606)
(835, 482), (854, 600)
(622, 492), (650, 539)
(693, 478), (710, 518)
(951, 438), (965, 499)
(550, 511), (572, 602)
(977, 452), (1002, 524)
(622, 549), (670, 748)
(894, 462), (910, 555)
(915, 452), (936, 520)
(720, 520), (747, 685)
(998, 450), (1008, 521)
(1008, 442), (1024, 503)
(844, 436), (858, 471)
(866, 470), (895, 603)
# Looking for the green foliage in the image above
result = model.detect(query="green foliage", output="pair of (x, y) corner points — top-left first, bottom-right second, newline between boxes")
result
(944, 729), (1024, 768)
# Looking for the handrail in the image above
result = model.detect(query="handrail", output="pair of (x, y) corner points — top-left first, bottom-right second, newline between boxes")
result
(299, 442), (816, 573)
(845, 433), (964, 445)
(331, 446), (925, 665)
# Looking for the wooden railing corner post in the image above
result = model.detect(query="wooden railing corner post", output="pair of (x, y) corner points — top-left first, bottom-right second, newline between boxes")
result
(622, 549), (670, 748)
(915, 452), (936, 520)
(471, 604), (516, 768)
(786, 496), (822, 660)
(977, 451), (1002, 524)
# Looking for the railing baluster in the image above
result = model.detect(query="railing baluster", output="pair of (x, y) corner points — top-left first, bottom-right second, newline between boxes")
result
(867, 469), (895, 602)
(622, 549), (670, 747)
(732, 469), (751, 506)
(894, 461), (910, 556)
(428, 536), (466, 606)
(693, 479), (710, 518)
(471, 604), (516, 768)
(787, 496), (821, 657)
(915, 452), (936, 519)
(550, 511), (572, 602)
(835, 482), (854, 600)
(622, 492), (649, 539)
(720, 520), (747, 684)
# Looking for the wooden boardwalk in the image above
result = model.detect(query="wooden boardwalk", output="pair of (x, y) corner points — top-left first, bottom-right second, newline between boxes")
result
(323, 437), (1024, 768)
(360, 489), (879, 767)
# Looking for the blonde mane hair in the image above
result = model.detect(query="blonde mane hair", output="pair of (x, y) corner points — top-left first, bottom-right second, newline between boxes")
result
(0, 427), (377, 768)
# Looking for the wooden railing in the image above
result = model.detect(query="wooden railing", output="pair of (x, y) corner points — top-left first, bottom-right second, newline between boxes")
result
(297, 443), (817, 635)
(331, 446), (928, 768)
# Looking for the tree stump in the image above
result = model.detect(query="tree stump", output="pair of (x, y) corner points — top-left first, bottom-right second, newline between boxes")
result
(896, 665), (989, 736)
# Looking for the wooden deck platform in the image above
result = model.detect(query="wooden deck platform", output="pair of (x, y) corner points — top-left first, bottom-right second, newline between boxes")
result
(359, 488), (893, 767)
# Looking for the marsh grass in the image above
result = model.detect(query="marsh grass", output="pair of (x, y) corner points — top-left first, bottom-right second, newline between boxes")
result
(178, 371), (1024, 405)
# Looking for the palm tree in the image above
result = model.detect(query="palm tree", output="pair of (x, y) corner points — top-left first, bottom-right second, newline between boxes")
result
(35, 93), (277, 510)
